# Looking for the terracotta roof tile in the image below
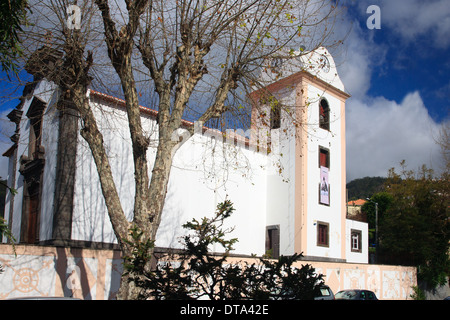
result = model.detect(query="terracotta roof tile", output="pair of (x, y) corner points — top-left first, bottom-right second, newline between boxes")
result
(347, 199), (367, 206)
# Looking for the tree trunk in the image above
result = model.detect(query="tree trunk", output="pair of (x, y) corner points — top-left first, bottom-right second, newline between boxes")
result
(115, 60), (154, 300)
(147, 130), (178, 239)
(75, 89), (131, 244)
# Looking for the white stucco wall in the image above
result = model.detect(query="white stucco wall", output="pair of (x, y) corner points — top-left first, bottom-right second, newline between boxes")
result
(38, 87), (60, 241)
(264, 87), (298, 257)
(345, 219), (369, 264)
(305, 84), (345, 260)
(3, 80), (59, 243)
(72, 100), (138, 244)
(71, 97), (270, 256)
(2, 152), (19, 241)
(156, 130), (269, 255)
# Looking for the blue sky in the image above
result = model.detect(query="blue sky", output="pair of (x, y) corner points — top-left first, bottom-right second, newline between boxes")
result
(350, 1), (449, 123)
(338, 0), (449, 180)
(0, 0), (449, 182)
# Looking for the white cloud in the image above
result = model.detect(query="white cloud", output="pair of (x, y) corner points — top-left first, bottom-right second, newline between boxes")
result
(358, 0), (450, 48)
(335, 20), (386, 99)
(346, 92), (446, 181)
(336, 2), (448, 181)
(383, 0), (450, 47)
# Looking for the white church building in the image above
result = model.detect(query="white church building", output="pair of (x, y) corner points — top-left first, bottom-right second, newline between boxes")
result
(2, 47), (368, 265)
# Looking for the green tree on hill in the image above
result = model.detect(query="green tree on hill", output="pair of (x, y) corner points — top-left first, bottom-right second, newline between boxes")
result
(346, 176), (386, 200)
(377, 163), (449, 289)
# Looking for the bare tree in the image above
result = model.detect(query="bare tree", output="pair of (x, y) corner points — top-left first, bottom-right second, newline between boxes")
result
(436, 122), (449, 172)
(93, 0), (344, 300)
(16, 0), (345, 299)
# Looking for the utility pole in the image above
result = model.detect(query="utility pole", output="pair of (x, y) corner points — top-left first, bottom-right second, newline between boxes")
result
(367, 198), (378, 263)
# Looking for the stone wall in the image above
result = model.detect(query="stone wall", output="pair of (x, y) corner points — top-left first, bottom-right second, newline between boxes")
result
(0, 244), (416, 300)
(0, 244), (122, 300)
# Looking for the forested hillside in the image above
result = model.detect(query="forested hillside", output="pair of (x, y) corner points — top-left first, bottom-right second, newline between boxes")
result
(346, 176), (387, 200)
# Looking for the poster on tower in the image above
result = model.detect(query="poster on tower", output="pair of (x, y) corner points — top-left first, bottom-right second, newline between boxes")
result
(320, 166), (329, 205)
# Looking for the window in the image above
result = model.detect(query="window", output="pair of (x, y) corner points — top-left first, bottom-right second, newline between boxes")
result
(19, 97), (46, 244)
(270, 104), (281, 129)
(319, 147), (330, 169)
(319, 99), (329, 130)
(351, 230), (362, 253)
(266, 225), (280, 258)
(27, 98), (45, 159)
(317, 222), (329, 247)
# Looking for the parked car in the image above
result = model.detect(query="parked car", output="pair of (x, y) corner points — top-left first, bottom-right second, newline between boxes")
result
(272, 284), (334, 300)
(314, 285), (335, 300)
(335, 289), (378, 300)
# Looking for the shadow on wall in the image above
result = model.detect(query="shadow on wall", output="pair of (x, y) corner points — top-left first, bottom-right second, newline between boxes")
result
(0, 244), (123, 300)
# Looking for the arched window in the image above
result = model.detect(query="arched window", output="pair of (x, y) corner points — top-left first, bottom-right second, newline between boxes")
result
(319, 98), (329, 130)
(270, 104), (281, 129)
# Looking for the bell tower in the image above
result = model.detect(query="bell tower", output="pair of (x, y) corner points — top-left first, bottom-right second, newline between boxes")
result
(252, 47), (351, 261)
